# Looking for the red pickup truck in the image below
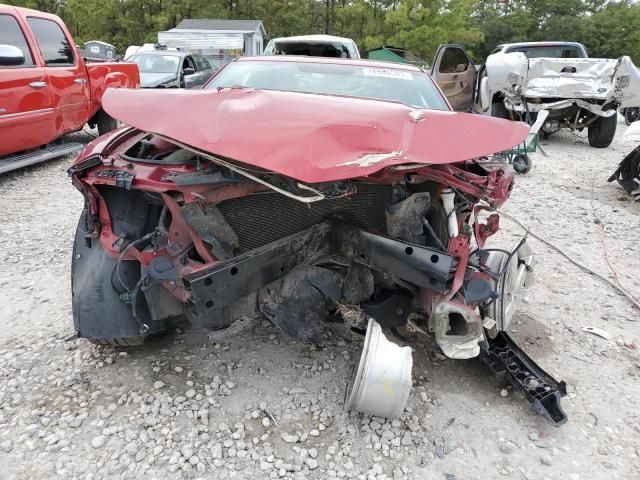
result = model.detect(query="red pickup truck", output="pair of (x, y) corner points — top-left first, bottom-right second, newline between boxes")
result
(0, 5), (139, 173)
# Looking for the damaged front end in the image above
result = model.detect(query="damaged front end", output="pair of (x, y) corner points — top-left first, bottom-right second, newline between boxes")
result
(69, 87), (566, 424)
(485, 53), (640, 142)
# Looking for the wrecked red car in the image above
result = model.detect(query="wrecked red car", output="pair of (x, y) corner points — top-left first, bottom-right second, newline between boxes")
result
(69, 56), (567, 425)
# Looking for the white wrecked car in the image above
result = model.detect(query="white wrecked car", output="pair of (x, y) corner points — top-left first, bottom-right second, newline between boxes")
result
(262, 34), (360, 59)
(430, 42), (640, 148)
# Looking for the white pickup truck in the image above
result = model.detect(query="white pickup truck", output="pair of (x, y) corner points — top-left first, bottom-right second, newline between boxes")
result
(430, 42), (640, 148)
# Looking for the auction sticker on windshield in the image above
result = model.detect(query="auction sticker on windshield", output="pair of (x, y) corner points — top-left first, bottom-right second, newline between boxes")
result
(363, 68), (412, 80)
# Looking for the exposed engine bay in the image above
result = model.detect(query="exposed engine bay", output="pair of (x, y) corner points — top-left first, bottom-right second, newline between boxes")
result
(68, 85), (568, 425)
(72, 130), (519, 345)
(70, 127), (567, 425)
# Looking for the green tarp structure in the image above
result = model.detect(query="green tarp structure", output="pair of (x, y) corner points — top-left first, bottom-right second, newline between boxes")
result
(366, 46), (428, 69)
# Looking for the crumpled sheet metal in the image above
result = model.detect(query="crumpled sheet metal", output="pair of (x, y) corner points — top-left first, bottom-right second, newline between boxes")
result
(486, 52), (640, 109)
(507, 98), (618, 116)
(102, 87), (529, 184)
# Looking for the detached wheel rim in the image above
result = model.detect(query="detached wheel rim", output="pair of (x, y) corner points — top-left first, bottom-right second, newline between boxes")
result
(486, 251), (521, 331)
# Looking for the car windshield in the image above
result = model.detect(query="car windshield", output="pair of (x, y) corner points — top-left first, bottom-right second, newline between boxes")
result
(205, 60), (449, 110)
(129, 54), (180, 73)
(506, 46), (585, 58)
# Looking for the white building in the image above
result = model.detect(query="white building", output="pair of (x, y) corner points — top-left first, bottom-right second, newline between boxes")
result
(158, 19), (266, 67)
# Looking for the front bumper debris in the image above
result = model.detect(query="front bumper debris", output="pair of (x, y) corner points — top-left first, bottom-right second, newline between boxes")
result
(480, 331), (568, 426)
(183, 221), (457, 326)
(431, 238), (535, 360)
(506, 98), (619, 117)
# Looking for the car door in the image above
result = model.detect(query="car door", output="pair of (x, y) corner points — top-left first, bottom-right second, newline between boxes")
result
(26, 15), (89, 133)
(194, 55), (214, 87)
(431, 44), (475, 112)
(182, 55), (200, 89)
(189, 55), (206, 87)
(472, 62), (492, 115)
(0, 11), (56, 156)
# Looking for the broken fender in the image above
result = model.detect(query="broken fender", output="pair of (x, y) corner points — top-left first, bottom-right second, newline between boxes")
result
(102, 87), (529, 183)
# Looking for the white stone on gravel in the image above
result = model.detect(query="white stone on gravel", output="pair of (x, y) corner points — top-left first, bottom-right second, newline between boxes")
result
(91, 435), (106, 448)
(281, 432), (300, 443)
(68, 416), (83, 428)
(181, 445), (194, 458)
(499, 441), (517, 454)
(289, 387), (309, 394)
(212, 443), (223, 459)
(0, 440), (13, 453)
(153, 381), (165, 390)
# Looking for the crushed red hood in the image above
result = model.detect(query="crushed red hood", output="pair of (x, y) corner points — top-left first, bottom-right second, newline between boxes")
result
(103, 88), (529, 183)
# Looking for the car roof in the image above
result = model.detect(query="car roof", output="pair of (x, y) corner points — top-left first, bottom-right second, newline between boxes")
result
(499, 41), (585, 49)
(235, 55), (424, 72)
(130, 50), (190, 57)
(0, 4), (61, 22)
(269, 35), (356, 44)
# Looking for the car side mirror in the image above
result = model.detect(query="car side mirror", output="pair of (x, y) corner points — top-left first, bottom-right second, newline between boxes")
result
(0, 45), (25, 66)
(455, 63), (467, 73)
(183, 67), (195, 76)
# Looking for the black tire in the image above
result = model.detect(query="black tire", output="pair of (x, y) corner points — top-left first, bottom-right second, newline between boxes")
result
(588, 114), (617, 148)
(72, 211), (152, 347)
(491, 101), (509, 119)
(94, 109), (119, 136)
(512, 154), (532, 174)
(624, 107), (639, 126)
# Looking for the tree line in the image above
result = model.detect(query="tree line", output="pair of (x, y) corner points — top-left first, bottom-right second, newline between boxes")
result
(7, 0), (640, 64)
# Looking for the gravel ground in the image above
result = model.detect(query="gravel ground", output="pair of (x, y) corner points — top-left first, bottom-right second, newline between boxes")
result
(0, 120), (639, 480)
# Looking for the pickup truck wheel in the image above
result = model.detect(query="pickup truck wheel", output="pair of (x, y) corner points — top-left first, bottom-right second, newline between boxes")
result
(72, 210), (153, 347)
(94, 109), (119, 136)
(588, 114), (617, 148)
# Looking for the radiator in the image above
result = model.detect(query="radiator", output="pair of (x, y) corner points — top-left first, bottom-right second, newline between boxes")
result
(217, 183), (392, 251)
